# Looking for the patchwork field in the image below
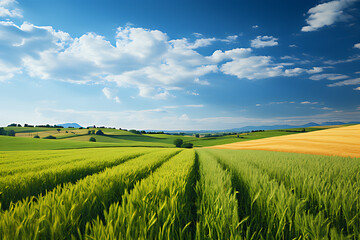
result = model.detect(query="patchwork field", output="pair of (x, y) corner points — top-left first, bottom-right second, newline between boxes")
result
(209, 124), (360, 158)
(1, 124), (359, 239)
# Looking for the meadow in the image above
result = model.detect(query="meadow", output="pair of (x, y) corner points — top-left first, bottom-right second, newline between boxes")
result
(0, 136), (359, 239)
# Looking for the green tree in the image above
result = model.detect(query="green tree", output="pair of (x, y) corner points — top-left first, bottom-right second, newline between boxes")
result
(181, 142), (193, 148)
(57, 129), (61, 133)
(96, 130), (104, 135)
(173, 139), (183, 147)
(89, 137), (96, 142)
(7, 130), (15, 136)
(33, 135), (40, 138)
(43, 135), (56, 139)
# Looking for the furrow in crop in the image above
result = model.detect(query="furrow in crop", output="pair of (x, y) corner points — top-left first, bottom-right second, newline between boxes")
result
(84, 149), (195, 239)
(195, 150), (241, 240)
(0, 149), (180, 239)
(0, 149), (155, 210)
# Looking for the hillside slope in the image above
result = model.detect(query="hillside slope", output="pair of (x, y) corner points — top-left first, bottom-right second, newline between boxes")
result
(209, 124), (360, 158)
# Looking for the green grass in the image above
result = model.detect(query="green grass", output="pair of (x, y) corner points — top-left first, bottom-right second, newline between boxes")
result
(0, 135), (172, 151)
(2, 124), (351, 150)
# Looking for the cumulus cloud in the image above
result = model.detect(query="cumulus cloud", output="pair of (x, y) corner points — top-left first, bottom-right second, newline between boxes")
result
(302, 0), (357, 32)
(252, 25), (259, 29)
(327, 78), (360, 87)
(310, 73), (349, 80)
(0, 15), (328, 98)
(354, 43), (360, 49)
(0, 0), (22, 18)
(251, 36), (278, 48)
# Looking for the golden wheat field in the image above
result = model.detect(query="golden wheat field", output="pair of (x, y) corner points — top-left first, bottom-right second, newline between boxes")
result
(209, 124), (360, 158)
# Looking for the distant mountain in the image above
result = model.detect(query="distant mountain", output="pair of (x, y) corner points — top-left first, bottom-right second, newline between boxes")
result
(224, 121), (360, 132)
(153, 121), (360, 134)
(57, 123), (83, 128)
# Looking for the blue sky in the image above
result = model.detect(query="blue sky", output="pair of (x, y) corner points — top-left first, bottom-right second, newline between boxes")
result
(0, 0), (359, 130)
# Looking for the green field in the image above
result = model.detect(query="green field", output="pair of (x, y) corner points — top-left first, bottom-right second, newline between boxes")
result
(2, 125), (345, 150)
(0, 144), (359, 239)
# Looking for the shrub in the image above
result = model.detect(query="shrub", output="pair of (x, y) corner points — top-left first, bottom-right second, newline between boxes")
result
(96, 130), (104, 135)
(181, 142), (193, 148)
(7, 130), (15, 136)
(43, 135), (56, 139)
(33, 135), (40, 139)
(89, 137), (96, 142)
(173, 139), (183, 148)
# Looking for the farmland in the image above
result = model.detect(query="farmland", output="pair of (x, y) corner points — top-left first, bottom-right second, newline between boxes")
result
(0, 136), (359, 239)
(210, 124), (360, 158)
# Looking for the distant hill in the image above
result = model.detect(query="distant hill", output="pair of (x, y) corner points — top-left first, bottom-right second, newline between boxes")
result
(57, 123), (83, 128)
(223, 121), (360, 132)
(149, 121), (360, 134)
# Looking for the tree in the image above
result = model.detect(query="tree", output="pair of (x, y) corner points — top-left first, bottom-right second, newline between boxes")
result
(96, 130), (104, 135)
(34, 135), (40, 138)
(91, 130), (95, 134)
(43, 135), (56, 139)
(173, 139), (183, 148)
(7, 130), (15, 136)
(88, 130), (91, 135)
(181, 142), (193, 148)
(0, 127), (6, 136)
(89, 137), (96, 142)
(57, 129), (61, 133)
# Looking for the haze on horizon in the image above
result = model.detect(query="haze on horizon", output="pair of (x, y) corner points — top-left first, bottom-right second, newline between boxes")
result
(0, 0), (359, 130)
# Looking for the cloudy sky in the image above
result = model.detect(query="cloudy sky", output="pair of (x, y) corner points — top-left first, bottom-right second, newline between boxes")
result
(0, 0), (359, 130)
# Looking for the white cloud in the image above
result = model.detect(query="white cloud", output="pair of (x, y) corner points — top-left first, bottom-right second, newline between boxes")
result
(327, 78), (360, 87)
(179, 114), (190, 121)
(0, 14), (333, 99)
(307, 67), (324, 74)
(221, 56), (284, 80)
(0, 0), (22, 18)
(187, 91), (199, 96)
(284, 68), (306, 76)
(301, 101), (319, 104)
(185, 104), (204, 108)
(224, 35), (238, 42)
(289, 44), (297, 48)
(354, 43), (360, 49)
(256, 104), (261, 106)
(102, 87), (121, 103)
(252, 25), (259, 29)
(324, 55), (360, 65)
(321, 107), (333, 110)
(355, 87), (360, 90)
(301, 0), (357, 32)
(194, 77), (210, 85)
(309, 73), (349, 80)
(251, 36), (278, 48)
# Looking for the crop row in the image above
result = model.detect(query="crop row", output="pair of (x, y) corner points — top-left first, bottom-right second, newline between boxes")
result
(1, 148), (359, 239)
(0, 149), (179, 239)
(206, 149), (360, 239)
(0, 148), (155, 209)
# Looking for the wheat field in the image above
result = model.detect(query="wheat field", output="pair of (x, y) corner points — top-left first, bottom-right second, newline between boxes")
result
(209, 124), (360, 158)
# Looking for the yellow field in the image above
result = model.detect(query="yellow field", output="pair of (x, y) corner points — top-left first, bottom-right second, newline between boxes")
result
(209, 124), (360, 158)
